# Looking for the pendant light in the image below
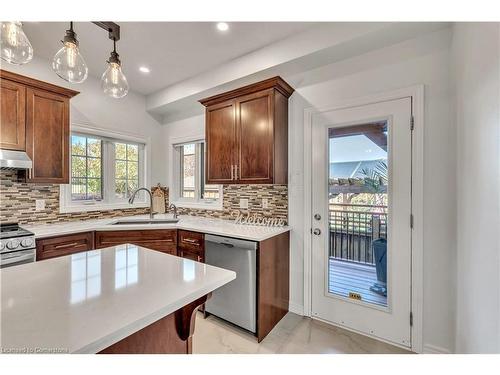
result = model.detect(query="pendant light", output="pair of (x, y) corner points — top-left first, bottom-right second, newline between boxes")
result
(101, 38), (129, 98)
(52, 22), (88, 83)
(0, 22), (33, 65)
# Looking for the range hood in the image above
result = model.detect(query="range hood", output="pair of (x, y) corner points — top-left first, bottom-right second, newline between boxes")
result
(0, 150), (33, 170)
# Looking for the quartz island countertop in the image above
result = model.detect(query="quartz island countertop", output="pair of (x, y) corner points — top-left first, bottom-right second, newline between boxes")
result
(23, 214), (290, 242)
(0, 244), (236, 354)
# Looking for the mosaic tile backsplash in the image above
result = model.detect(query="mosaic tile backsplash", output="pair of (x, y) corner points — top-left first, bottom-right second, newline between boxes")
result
(0, 170), (288, 225)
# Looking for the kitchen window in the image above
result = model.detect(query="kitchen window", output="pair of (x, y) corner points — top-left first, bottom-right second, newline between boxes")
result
(60, 129), (148, 213)
(172, 141), (222, 209)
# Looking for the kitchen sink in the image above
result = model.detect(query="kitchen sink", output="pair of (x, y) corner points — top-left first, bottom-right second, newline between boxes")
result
(111, 218), (179, 225)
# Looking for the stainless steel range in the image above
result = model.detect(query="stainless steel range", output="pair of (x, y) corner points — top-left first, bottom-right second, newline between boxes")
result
(0, 223), (36, 268)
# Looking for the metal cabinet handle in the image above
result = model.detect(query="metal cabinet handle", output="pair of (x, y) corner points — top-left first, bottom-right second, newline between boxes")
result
(235, 165), (238, 180)
(183, 238), (198, 244)
(231, 165), (234, 180)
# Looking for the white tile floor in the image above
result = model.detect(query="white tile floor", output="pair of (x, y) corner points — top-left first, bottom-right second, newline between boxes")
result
(193, 312), (411, 354)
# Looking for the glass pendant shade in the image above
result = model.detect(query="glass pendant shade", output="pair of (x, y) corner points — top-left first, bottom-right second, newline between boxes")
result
(52, 23), (88, 84)
(101, 61), (129, 99)
(0, 22), (33, 65)
(52, 41), (88, 83)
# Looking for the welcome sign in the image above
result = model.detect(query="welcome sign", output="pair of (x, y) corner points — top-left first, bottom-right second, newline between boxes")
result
(232, 210), (286, 227)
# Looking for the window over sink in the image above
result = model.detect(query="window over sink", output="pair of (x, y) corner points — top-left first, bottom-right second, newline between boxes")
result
(60, 127), (148, 213)
(171, 140), (222, 210)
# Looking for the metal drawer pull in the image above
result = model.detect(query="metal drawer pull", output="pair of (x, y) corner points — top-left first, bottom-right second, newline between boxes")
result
(231, 165), (234, 180)
(55, 242), (80, 249)
(183, 238), (198, 244)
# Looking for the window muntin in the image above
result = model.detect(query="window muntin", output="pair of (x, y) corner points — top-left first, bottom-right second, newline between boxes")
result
(71, 135), (103, 201)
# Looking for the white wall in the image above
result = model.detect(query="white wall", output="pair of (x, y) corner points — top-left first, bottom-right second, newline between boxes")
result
(452, 23), (500, 353)
(287, 28), (456, 353)
(2, 57), (166, 185)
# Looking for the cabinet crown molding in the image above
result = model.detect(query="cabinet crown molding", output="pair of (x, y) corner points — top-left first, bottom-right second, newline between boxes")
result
(199, 76), (294, 107)
(0, 69), (79, 98)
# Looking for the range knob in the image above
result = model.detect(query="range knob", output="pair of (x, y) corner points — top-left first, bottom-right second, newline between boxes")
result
(21, 238), (34, 248)
(7, 239), (19, 250)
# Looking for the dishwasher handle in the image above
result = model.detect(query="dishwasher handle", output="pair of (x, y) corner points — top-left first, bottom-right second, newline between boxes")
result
(205, 234), (257, 250)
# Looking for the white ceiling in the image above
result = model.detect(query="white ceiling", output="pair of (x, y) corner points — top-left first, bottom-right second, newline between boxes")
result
(23, 22), (315, 95)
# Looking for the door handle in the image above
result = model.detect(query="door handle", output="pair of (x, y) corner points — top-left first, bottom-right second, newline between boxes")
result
(313, 228), (321, 236)
(314, 214), (321, 221)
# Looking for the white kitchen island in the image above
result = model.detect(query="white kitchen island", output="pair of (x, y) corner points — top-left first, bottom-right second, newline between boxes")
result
(0, 244), (235, 354)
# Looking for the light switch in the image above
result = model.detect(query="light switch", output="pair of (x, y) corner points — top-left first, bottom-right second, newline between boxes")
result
(35, 199), (45, 211)
(239, 198), (249, 209)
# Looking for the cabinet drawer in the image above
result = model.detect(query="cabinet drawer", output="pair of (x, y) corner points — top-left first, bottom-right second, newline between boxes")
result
(36, 232), (94, 261)
(178, 230), (204, 254)
(178, 248), (204, 263)
(95, 230), (177, 255)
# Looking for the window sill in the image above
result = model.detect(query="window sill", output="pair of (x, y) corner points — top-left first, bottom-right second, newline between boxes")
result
(59, 201), (149, 214)
(170, 200), (223, 211)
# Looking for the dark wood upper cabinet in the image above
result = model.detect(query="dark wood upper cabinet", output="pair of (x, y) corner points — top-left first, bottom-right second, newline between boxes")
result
(205, 101), (237, 184)
(0, 70), (78, 184)
(0, 79), (26, 151)
(200, 76), (293, 185)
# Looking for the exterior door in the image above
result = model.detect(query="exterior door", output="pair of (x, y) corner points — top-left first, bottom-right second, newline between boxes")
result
(311, 97), (412, 347)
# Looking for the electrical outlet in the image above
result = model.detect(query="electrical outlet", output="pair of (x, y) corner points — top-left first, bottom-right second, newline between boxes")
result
(239, 198), (249, 209)
(35, 199), (45, 211)
(262, 198), (269, 209)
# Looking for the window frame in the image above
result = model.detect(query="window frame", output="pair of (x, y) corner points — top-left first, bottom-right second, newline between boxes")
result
(60, 124), (150, 213)
(169, 136), (223, 210)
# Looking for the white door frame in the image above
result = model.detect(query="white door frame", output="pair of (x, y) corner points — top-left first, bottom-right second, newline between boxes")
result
(302, 85), (424, 353)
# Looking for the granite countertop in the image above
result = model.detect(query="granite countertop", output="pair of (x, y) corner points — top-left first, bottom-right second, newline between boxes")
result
(23, 214), (290, 242)
(0, 244), (236, 354)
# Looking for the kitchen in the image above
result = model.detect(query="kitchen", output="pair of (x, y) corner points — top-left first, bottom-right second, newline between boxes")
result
(1, 5), (500, 369)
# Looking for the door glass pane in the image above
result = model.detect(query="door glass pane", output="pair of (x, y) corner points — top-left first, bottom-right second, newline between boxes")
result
(328, 121), (388, 307)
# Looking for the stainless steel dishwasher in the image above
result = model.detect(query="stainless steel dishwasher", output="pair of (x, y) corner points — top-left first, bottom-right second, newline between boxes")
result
(205, 234), (257, 333)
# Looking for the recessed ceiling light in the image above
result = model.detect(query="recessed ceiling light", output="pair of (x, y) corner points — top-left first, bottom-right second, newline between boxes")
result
(139, 66), (150, 73)
(216, 22), (229, 32)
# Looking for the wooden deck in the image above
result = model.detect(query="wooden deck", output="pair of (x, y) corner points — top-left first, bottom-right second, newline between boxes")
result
(329, 258), (387, 306)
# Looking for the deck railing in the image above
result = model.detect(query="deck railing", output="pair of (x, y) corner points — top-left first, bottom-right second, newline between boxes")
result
(329, 203), (387, 265)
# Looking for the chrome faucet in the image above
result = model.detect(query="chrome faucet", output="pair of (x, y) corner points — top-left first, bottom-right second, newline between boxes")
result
(168, 203), (178, 219)
(129, 187), (155, 219)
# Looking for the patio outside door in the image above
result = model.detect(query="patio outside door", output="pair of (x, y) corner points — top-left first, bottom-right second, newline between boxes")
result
(311, 97), (412, 347)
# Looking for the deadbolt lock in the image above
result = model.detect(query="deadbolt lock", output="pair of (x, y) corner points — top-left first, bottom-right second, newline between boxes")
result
(313, 228), (321, 235)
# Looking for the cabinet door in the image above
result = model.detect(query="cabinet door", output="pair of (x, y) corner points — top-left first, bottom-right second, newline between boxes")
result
(205, 101), (236, 184)
(36, 232), (94, 261)
(25, 87), (69, 183)
(95, 230), (178, 255)
(236, 90), (273, 184)
(0, 79), (26, 151)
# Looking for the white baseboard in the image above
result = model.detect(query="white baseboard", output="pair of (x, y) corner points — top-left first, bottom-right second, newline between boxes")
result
(288, 302), (304, 316)
(423, 344), (452, 354)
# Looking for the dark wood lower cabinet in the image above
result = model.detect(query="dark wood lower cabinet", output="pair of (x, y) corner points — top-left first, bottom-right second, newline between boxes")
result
(95, 230), (177, 255)
(257, 231), (290, 342)
(36, 232), (94, 261)
(34, 227), (290, 344)
(177, 230), (205, 262)
(99, 294), (210, 354)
